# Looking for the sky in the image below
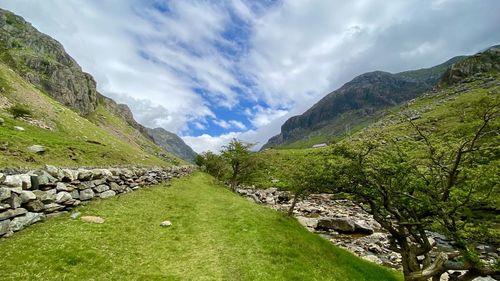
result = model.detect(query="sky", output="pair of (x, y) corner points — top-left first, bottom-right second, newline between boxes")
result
(1, 0), (499, 153)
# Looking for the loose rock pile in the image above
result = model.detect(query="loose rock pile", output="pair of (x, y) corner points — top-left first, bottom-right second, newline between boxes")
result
(236, 187), (499, 276)
(0, 165), (193, 237)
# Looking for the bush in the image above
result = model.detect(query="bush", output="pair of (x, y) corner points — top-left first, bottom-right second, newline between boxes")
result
(8, 104), (32, 118)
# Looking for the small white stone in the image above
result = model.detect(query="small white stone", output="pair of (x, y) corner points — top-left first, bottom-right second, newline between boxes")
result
(160, 220), (172, 227)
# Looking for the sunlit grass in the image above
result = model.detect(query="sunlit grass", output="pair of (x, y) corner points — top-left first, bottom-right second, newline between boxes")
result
(0, 173), (401, 281)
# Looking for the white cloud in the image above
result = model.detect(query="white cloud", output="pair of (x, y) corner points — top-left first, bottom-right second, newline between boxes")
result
(1, 0), (499, 153)
(247, 106), (288, 127)
(183, 132), (245, 153)
(213, 119), (231, 129)
(229, 120), (246, 130)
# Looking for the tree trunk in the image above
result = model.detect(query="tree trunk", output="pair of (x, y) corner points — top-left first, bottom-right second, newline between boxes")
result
(288, 192), (300, 216)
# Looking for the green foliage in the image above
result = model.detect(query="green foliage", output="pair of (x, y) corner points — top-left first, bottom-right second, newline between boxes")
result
(197, 151), (228, 180)
(8, 103), (32, 118)
(0, 173), (401, 280)
(325, 93), (499, 279)
(221, 138), (256, 189)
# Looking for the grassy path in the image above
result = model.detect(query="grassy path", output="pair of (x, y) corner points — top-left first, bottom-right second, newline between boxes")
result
(0, 173), (401, 280)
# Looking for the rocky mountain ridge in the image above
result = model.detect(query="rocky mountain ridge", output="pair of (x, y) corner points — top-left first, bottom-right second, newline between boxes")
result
(262, 55), (465, 149)
(0, 8), (195, 162)
(147, 127), (197, 163)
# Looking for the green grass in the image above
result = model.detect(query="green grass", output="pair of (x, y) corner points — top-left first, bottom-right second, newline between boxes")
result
(0, 62), (179, 168)
(0, 173), (401, 281)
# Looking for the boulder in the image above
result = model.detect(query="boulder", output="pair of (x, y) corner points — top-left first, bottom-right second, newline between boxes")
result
(4, 174), (31, 189)
(55, 191), (72, 203)
(43, 203), (64, 213)
(56, 182), (73, 192)
(19, 190), (36, 203)
(61, 169), (78, 182)
(362, 255), (383, 265)
(0, 187), (11, 201)
(109, 182), (121, 191)
(0, 172), (5, 184)
(33, 190), (56, 203)
(94, 184), (109, 193)
(7, 192), (22, 209)
(14, 126), (25, 131)
(10, 212), (43, 232)
(90, 169), (112, 179)
(0, 208), (27, 221)
(29, 145), (46, 154)
(81, 216), (104, 224)
(24, 200), (44, 212)
(70, 190), (80, 199)
(77, 170), (93, 181)
(297, 216), (319, 229)
(317, 217), (356, 233)
(99, 190), (116, 199)
(45, 165), (64, 179)
(33, 170), (57, 185)
(0, 219), (10, 235)
(79, 189), (95, 201)
(354, 220), (375, 234)
(78, 181), (95, 190)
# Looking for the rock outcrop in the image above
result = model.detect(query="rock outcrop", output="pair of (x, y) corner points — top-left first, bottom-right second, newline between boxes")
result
(0, 165), (194, 238)
(262, 56), (464, 149)
(0, 9), (98, 115)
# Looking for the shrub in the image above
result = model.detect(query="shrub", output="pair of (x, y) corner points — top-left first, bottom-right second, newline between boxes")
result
(8, 104), (32, 118)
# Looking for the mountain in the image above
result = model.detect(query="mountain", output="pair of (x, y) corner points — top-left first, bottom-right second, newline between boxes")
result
(262, 56), (465, 149)
(147, 128), (197, 162)
(0, 8), (191, 167)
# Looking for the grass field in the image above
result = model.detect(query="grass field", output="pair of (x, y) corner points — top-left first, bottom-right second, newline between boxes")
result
(0, 173), (401, 281)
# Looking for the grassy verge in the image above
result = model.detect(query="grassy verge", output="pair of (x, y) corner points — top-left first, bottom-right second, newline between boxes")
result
(0, 173), (401, 281)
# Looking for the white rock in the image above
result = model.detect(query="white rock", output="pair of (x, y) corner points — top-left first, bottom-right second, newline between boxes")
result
(14, 126), (25, 131)
(362, 255), (383, 265)
(0, 187), (11, 201)
(160, 220), (172, 227)
(56, 182), (73, 192)
(19, 190), (36, 203)
(29, 145), (46, 153)
(79, 189), (95, 201)
(10, 212), (43, 232)
(99, 190), (116, 199)
(55, 191), (72, 203)
(4, 174), (24, 188)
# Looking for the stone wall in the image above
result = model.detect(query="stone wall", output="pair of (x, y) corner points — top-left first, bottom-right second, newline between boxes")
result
(0, 165), (194, 237)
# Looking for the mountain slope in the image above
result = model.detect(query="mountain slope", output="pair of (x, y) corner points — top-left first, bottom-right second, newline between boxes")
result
(0, 8), (193, 166)
(147, 127), (197, 162)
(0, 61), (175, 167)
(262, 56), (465, 149)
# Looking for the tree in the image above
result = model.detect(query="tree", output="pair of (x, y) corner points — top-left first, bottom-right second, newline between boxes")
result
(221, 138), (254, 190)
(329, 97), (499, 281)
(197, 151), (228, 181)
(286, 157), (330, 216)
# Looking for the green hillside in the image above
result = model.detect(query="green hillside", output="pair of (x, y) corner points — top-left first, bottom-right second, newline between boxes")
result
(0, 61), (177, 167)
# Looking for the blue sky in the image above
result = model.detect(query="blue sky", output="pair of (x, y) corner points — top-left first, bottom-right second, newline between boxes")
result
(1, 0), (499, 152)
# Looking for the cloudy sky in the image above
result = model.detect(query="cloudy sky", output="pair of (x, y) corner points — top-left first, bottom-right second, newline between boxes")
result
(1, 0), (499, 152)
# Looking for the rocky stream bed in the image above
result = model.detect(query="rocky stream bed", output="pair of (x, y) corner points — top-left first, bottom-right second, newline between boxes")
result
(236, 187), (499, 281)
